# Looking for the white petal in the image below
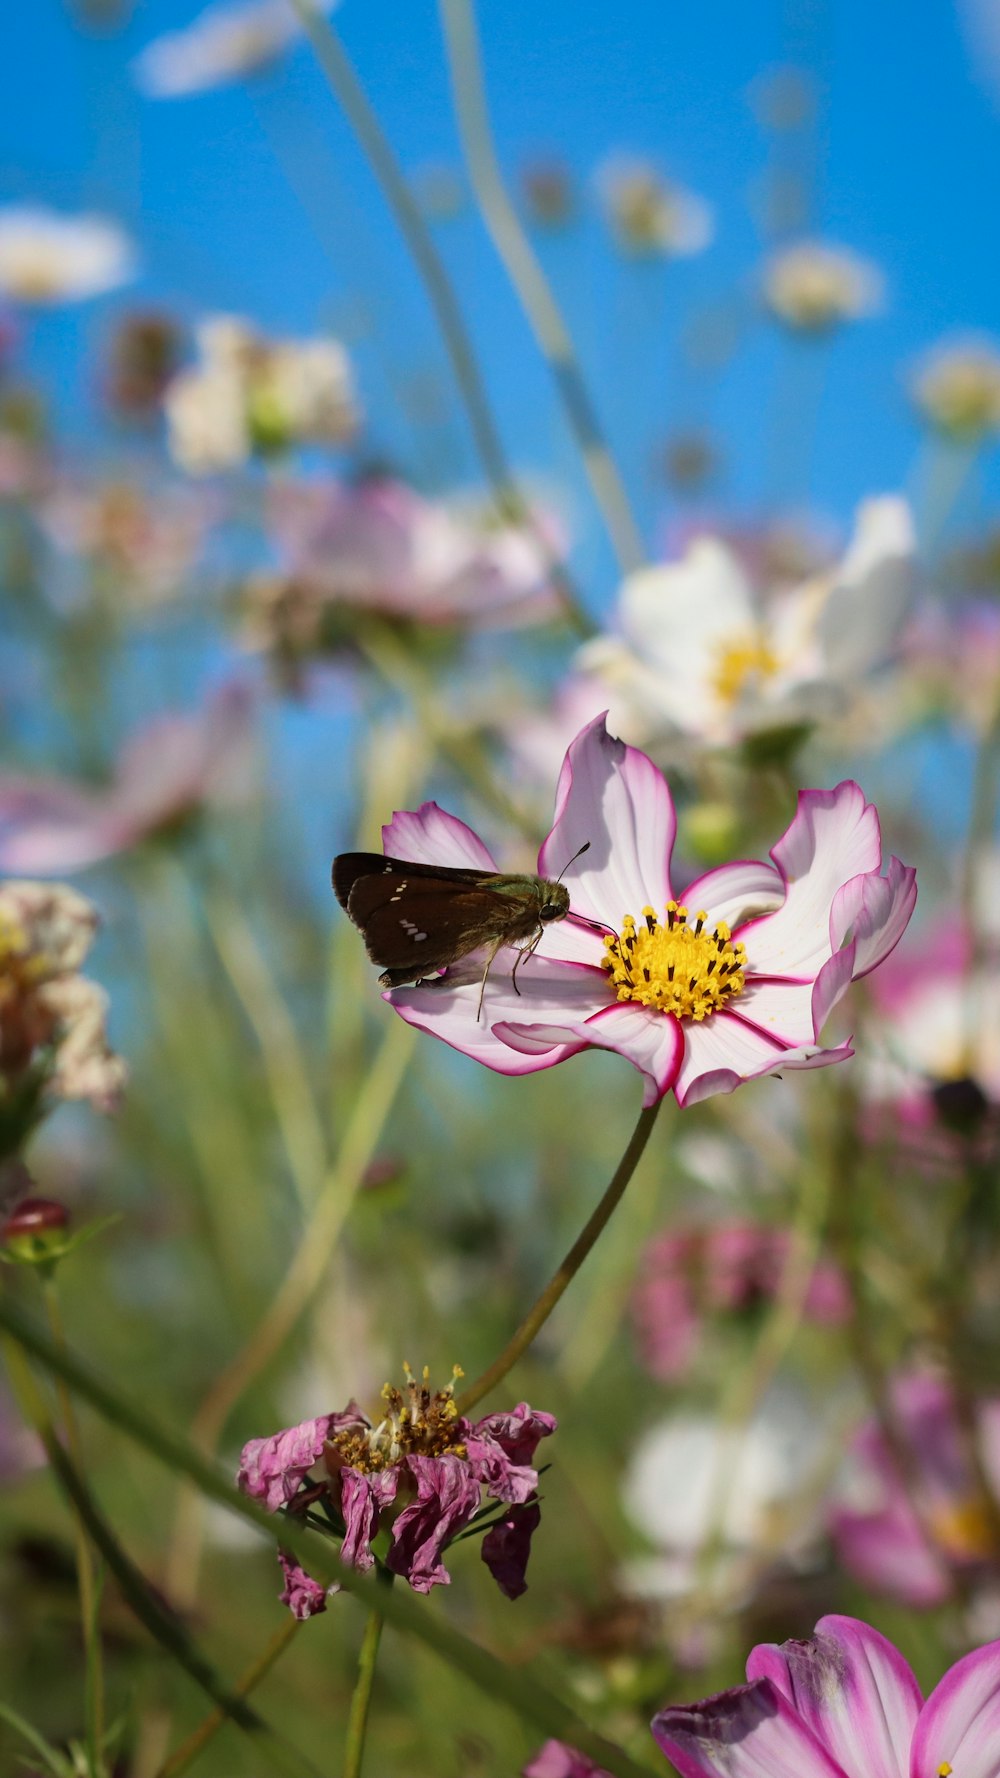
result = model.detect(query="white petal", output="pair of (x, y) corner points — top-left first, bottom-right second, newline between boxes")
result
(680, 858), (785, 930)
(739, 782), (882, 978)
(381, 801), (498, 870)
(673, 1011), (787, 1107)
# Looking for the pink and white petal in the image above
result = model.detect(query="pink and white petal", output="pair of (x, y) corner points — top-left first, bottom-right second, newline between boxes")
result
(741, 783), (882, 978)
(738, 975), (821, 1045)
(911, 1640), (1000, 1778)
(830, 858), (918, 978)
(389, 955), (608, 1075)
(810, 943), (858, 1033)
(673, 1010), (788, 1108)
(497, 1000), (683, 1105)
(535, 913), (612, 969)
(746, 1615), (921, 1778)
(381, 800), (498, 870)
(680, 859), (785, 931)
(538, 715), (675, 926)
(829, 1507), (952, 1608)
(652, 1678), (848, 1778)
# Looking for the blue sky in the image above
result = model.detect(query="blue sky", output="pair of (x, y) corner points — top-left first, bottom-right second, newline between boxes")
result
(4, 0), (1000, 609)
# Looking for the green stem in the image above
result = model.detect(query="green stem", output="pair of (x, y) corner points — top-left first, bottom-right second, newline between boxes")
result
(342, 1578), (391, 1778)
(438, 0), (646, 579)
(0, 1296), (655, 1778)
(158, 1620), (301, 1778)
(286, 0), (593, 638)
(458, 1100), (661, 1415)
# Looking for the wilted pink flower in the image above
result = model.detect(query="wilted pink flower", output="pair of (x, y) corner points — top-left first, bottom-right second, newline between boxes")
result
(0, 879), (125, 1132)
(523, 1745), (609, 1778)
(377, 715), (916, 1107)
(633, 1220), (850, 1381)
(0, 685), (255, 875)
(251, 475), (562, 646)
(653, 1613), (1000, 1778)
(237, 1368), (555, 1616)
(830, 1372), (1000, 1607)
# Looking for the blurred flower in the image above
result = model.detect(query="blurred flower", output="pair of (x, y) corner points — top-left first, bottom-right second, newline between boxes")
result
(658, 430), (719, 495)
(619, 1386), (829, 1614)
(104, 311), (184, 418)
(0, 881), (125, 1146)
(39, 477), (214, 609)
(0, 685), (256, 875)
(596, 157), (713, 258)
(520, 159), (576, 228)
(864, 918), (1000, 1124)
(654, 1613), (1000, 1778)
(164, 316), (358, 473)
(524, 1746), (609, 1778)
(897, 598), (1000, 736)
(761, 240), (884, 333)
(632, 1219), (849, 1382)
(830, 1372), (1000, 1606)
(910, 335), (1000, 441)
(132, 0), (337, 98)
(237, 1367), (555, 1613)
(0, 208), (136, 306)
(373, 716), (916, 1107)
(245, 475), (562, 658)
(573, 496), (916, 750)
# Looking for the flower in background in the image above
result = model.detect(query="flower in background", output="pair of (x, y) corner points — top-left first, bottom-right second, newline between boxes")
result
(0, 685), (256, 875)
(520, 159), (576, 229)
(898, 598), (1000, 737)
(164, 316), (358, 473)
(246, 475), (562, 659)
(132, 0), (338, 98)
(0, 208), (136, 306)
(0, 881), (125, 1149)
(653, 1614), (1000, 1778)
(378, 716), (916, 1108)
(864, 918), (1000, 1129)
(910, 334), (1000, 442)
(573, 497), (916, 750)
(620, 1384), (835, 1612)
(761, 240), (884, 332)
(523, 1746), (609, 1778)
(39, 477), (215, 610)
(596, 156), (714, 257)
(632, 1220), (849, 1382)
(103, 311), (184, 419)
(237, 1367), (555, 1614)
(829, 1372), (1000, 1607)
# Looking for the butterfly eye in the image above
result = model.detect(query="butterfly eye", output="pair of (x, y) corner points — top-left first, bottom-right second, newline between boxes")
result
(539, 903), (562, 922)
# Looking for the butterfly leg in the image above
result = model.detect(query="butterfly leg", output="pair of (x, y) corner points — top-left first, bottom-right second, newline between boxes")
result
(509, 924), (544, 1000)
(476, 936), (508, 1021)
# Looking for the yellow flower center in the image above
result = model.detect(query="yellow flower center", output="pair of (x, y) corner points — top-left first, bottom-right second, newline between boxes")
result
(330, 1363), (467, 1475)
(602, 903), (746, 1021)
(928, 1496), (995, 1562)
(711, 635), (780, 707)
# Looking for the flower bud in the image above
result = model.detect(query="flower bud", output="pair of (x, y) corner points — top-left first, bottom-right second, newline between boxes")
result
(1, 1197), (71, 1267)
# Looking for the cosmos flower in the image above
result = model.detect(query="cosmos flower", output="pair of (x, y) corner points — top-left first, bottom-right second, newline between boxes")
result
(864, 918), (1000, 1128)
(245, 475), (562, 657)
(829, 1372), (1000, 1608)
(376, 715), (916, 1108)
(632, 1219), (849, 1382)
(237, 1368), (555, 1614)
(132, 0), (337, 98)
(0, 208), (136, 306)
(523, 1746), (609, 1778)
(39, 477), (215, 610)
(596, 156), (713, 257)
(572, 497), (916, 750)
(164, 316), (358, 473)
(761, 240), (884, 333)
(653, 1614), (1000, 1778)
(0, 685), (256, 875)
(910, 335), (1000, 442)
(0, 880), (125, 1138)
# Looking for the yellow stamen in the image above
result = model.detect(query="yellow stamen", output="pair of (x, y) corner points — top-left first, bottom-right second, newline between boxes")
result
(332, 1364), (468, 1474)
(711, 635), (780, 707)
(602, 903), (746, 1020)
(939, 1764), (953, 1776)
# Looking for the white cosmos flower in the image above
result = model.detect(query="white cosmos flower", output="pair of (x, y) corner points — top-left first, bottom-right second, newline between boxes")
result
(574, 496), (916, 749)
(762, 240), (885, 333)
(596, 155), (714, 258)
(133, 0), (338, 99)
(0, 208), (136, 306)
(910, 334), (1000, 441)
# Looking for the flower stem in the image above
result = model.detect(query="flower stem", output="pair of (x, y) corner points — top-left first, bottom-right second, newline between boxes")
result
(342, 1575), (392, 1778)
(286, 0), (593, 638)
(438, 0), (646, 579)
(458, 1100), (661, 1415)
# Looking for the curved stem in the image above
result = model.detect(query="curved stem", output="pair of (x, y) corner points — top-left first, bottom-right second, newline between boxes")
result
(438, 0), (646, 579)
(158, 1620), (300, 1778)
(343, 1579), (391, 1778)
(458, 1100), (661, 1415)
(287, 0), (593, 637)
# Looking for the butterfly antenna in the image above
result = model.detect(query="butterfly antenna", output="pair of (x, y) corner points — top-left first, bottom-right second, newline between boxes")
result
(556, 839), (590, 884)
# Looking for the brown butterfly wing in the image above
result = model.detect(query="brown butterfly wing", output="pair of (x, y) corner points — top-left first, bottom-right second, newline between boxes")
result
(331, 852), (494, 913)
(344, 873), (527, 975)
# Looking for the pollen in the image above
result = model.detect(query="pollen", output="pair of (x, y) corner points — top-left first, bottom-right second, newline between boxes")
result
(711, 635), (780, 707)
(331, 1363), (467, 1474)
(602, 903), (746, 1021)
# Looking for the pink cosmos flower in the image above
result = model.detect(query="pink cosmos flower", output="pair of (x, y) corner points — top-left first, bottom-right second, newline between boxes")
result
(378, 715), (916, 1107)
(653, 1613), (1000, 1778)
(830, 1372), (1000, 1608)
(523, 1745), (609, 1778)
(633, 1220), (850, 1381)
(237, 1370), (555, 1617)
(0, 685), (256, 875)
(865, 918), (1000, 1127)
